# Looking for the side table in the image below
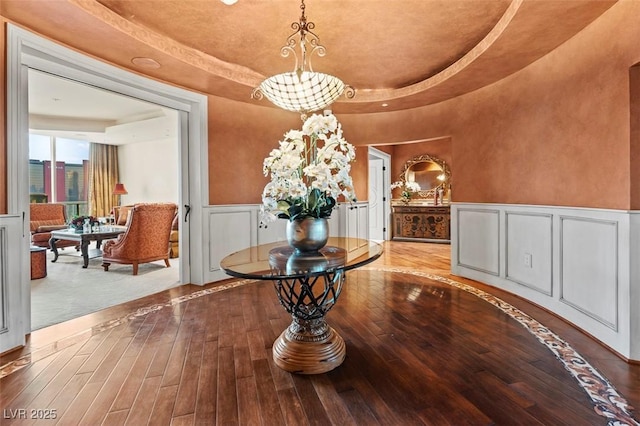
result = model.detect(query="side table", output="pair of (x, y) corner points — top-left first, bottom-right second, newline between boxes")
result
(30, 246), (47, 279)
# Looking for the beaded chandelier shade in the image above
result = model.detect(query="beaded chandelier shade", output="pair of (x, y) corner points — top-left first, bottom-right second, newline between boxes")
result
(252, 0), (355, 118)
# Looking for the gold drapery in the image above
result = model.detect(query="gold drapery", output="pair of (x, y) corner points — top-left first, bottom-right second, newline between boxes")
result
(88, 143), (120, 217)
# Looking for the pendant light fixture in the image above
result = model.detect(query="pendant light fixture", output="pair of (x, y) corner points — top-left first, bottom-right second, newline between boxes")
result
(252, 0), (355, 119)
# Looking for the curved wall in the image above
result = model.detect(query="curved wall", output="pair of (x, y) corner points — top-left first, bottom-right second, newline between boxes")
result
(2, 2), (640, 210)
(336, 1), (640, 210)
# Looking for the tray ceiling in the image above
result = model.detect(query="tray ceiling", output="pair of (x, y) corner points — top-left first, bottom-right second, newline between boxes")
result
(4, 0), (618, 114)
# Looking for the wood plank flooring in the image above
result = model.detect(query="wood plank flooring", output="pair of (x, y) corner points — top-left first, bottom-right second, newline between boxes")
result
(1, 241), (639, 425)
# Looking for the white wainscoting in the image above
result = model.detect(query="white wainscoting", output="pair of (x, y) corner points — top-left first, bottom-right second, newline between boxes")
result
(0, 226), (8, 336)
(203, 203), (358, 284)
(560, 216), (619, 330)
(205, 205), (279, 283)
(630, 212), (640, 359)
(505, 212), (553, 296)
(452, 203), (638, 361)
(456, 208), (500, 275)
(0, 215), (28, 353)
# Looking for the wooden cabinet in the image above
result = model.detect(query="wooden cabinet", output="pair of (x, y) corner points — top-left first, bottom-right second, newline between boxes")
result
(392, 205), (450, 243)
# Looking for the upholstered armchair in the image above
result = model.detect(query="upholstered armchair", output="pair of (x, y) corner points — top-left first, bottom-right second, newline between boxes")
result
(102, 203), (177, 275)
(30, 203), (77, 249)
(169, 213), (179, 258)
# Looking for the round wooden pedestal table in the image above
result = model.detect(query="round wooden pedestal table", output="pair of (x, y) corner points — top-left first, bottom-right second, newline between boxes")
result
(269, 246), (347, 374)
(220, 237), (382, 375)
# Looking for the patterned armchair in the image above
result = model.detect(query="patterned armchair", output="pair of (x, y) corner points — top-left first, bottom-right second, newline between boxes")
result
(169, 213), (179, 258)
(30, 203), (77, 249)
(102, 203), (177, 275)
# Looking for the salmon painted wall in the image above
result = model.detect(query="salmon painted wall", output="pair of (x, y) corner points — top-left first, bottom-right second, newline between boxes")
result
(208, 96), (368, 205)
(338, 2), (640, 210)
(3, 2), (640, 211)
(208, 96), (297, 205)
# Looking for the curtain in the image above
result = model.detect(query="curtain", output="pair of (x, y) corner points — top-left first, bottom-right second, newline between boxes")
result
(88, 143), (120, 217)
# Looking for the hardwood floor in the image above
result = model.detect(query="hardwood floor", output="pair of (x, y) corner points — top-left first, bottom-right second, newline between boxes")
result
(1, 241), (639, 425)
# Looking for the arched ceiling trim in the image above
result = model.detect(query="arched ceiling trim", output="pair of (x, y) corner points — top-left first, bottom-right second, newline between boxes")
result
(70, 0), (263, 86)
(351, 0), (523, 103)
(3, 0), (618, 114)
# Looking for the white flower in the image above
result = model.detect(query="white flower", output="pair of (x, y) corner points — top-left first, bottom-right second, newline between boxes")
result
(390, 180), (421, 203)
(390, 180), (421, 193)
(260, 113), (357, 224)
(302, 114), (338, 135)
(406, 181), (421, 192)
(390, 181), (404, 190)
(283, 129), (305, 141)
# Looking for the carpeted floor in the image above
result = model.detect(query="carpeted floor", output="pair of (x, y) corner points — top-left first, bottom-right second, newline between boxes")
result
(30, 248), (180, 330)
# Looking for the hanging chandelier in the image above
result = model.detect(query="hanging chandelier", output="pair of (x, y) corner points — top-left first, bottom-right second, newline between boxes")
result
(252, 0), (355, 118)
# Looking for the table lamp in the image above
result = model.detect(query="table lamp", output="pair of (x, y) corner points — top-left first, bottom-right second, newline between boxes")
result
(113, 182), (127, 194)
(113, 182), (127, 204)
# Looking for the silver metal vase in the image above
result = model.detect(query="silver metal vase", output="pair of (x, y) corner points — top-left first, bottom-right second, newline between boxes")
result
(286, 217), (329, 253)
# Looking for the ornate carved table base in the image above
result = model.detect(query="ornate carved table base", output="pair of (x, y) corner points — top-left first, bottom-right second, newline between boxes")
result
(272, 318), (345, 374)
(270, 247), (347, 374)
(220, 239), (383, 375)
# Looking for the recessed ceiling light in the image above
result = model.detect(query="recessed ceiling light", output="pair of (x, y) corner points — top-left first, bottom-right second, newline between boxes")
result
(381, 103), (389, 107)
(131, 57), (161, 69)
(220, 0), (238, 4)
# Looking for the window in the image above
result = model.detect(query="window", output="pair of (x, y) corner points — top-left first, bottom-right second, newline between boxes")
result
(29, 134), (90, 217)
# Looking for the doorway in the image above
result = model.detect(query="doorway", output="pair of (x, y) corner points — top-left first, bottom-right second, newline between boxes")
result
(27, 70), (182, 330)
(4, 24), (208, 352)
(368, 147), (391, 241)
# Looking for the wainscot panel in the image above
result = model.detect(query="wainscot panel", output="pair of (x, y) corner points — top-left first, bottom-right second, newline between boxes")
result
(257, 218), (287, 246)
(560, 216), (618, 330)
(0, 215), (29, 353)
(505, 212), (553, 296)
(456, 208), (500, 275)
(452, 203), (636, 361)
(206, 205), (258, 283)
(630, 213), (640, 359)
(1, 226), (8, 335)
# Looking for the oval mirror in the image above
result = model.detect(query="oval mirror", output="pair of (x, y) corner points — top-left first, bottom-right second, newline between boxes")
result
(400, 154), (450, 198)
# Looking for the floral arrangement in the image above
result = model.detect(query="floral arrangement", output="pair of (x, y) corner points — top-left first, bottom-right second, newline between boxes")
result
(390, 180), (421, 202)
(260, 113), (356, 224)
(69, 215), (98, 229)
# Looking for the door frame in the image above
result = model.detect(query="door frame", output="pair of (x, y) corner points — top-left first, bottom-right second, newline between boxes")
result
(5, 24), (209, 349)
(368, 147), (391, 241)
